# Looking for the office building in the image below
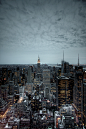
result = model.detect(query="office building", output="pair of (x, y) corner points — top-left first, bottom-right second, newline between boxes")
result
(1, 85), (8, 101)
(8, 95), (14, 107)
(33, 77), (41, 90)
(16, 101), (27, 117)
(57, 76), (72, 109)
(31, 95), (41, 111)
(20, 118), (30, 129)
(1, 67), (8, 85)
(68, 77), (74, 103)
(44, 87), (49, 99)
(14, 85), (19, 94)
(83, 83), (86, 127)
(50, 83), (56, 95)
(73, 66), (83, 122)
(26, 83), (33, 94)
(0, 98), (8, 115)
(8, 81), (14, 95)
(27, 67), (31, 83)
(13, 75), (17, 85)
(37, 56), (40, 73)
(43, 69), (50, 99)
(43, 69), (50, 87)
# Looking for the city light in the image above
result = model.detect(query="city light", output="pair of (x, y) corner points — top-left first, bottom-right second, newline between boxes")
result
(18, 97), (23, 103)
(58, 117), (61, 120)
(0, 56), (86, 128)
(0, 108), (9, 118)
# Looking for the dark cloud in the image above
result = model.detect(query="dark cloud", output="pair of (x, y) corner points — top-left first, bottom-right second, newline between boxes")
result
(0, 0), (86, 64)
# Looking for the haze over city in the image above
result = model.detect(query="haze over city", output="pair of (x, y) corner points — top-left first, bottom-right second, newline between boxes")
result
(0, 0), (86, 64)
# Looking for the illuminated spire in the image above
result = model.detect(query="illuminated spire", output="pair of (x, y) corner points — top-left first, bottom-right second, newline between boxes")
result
(78, 54), (79, 66)
(37, 55), (40, 63)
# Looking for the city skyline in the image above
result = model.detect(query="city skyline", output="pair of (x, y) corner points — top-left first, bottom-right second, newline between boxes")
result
(0, 0), (86, 64)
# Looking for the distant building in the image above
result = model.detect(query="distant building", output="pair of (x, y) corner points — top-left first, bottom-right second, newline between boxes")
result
(43, 69), (50, 86)
(31, 95), (41, 111)
(0, 98), (8, 115)
(19, 86), (25, 98)
(37, 56), (40, 73)
(33, 77), (41, 90)
(1, 67), (8, 85)
(50, 83), (56, 95)
(16, 101), (27, 117)
(14, 85), (19, 94)
(13, 75), (17, 85)
(43, 69), (50, 99)
(8, 81), (14, 95)
(26, 83), (33, 94)
(1, 84), (8, 101)
(8, 95), (14, 107)
(27, 67), (31, 83)
(61, 61), (69, 76)
(44, 87), (49, 99)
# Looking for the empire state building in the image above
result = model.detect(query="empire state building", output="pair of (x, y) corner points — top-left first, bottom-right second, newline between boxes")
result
(37, 56), (40, 73)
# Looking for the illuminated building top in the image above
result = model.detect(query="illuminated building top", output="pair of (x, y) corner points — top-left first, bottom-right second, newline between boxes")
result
(37, 56), (40, 64)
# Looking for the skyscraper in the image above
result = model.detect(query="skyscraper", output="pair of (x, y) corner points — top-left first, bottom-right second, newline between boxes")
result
(43, 69), (50, 87)
(8, 81), (14, 95)
(27, 67), (31, 83)
(57, 76), (70, 109)
(43, 69), (50, 99)
(73, 66), (83, 123)
(26, 83), (33, 94)
(83, 83), (86, 127)
(37, 56), (40, 73)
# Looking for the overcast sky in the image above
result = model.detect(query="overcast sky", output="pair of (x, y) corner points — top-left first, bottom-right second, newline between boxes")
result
(0, 0), (86, 64)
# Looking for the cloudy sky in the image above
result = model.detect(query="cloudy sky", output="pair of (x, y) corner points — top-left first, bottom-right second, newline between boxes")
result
(0, 0), (86, 64)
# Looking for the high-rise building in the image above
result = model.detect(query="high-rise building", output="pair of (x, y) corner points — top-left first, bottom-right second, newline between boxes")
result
(73, 66), (83, 122)
(0, 98), (8, 115)
(33, 77), (41, 90)
(44, 87), (49, 99)
(83, 69), (86, 83)
(43, 69), (50, 88)
(61, 61), (70, 76)
(50, 83), (57, 102)
(31, 95), (40, 111)
(8, 95), (14, 107)
(83, 83), (86, 127)
(69, 77), (74, 103)
(43, 69), (50, 99)
(1, 85), (8, 101)
(57, 76), (73, 109)
(14, 84), (19, 94)
(26, 83), (33, 94)
(1, 67), (8, 85)
(16, 101), (27, 117)
(50, 83), (56, 95)
(37, 56), (40, 73)
(27, 67), (31, 83)
(8, 81), (14, 95)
